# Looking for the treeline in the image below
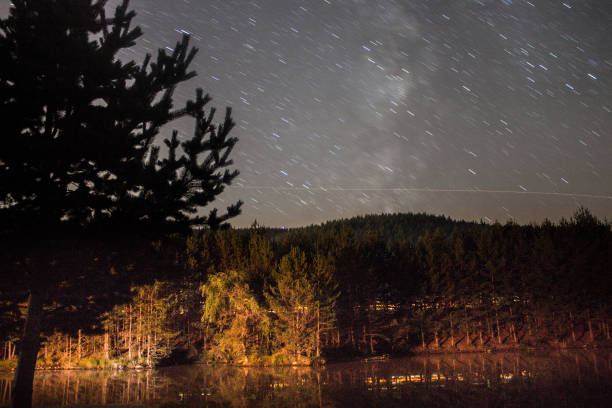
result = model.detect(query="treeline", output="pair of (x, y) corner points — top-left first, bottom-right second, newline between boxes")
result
(1, 208), (611, 368)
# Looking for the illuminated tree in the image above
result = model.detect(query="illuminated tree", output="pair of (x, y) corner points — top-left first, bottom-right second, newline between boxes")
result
(266, 248), (317, 362)
(201, 270), (270, 362)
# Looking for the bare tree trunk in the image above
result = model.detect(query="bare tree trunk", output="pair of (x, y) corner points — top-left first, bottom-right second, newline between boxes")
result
(146, 292), (151, 366)
(104, 332), (110, 360)
(77, 329), (82, 361)
(6, 341), (15, 360)
(146, 334), (151, 366)
(12, 289), (45, 408)
(316, 305), (320, 358)
(294, 313), (299, 361)
(67, 336), (71, 367)
(127, 305), (133, 361)
(138, 302), (142, 359)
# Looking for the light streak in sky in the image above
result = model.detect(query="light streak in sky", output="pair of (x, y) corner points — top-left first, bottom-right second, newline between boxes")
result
(230, 186), (612, 200)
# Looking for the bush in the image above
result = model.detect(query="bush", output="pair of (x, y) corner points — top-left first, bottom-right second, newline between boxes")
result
(271, 352), (291, 366)
(77, 357), (100, 368)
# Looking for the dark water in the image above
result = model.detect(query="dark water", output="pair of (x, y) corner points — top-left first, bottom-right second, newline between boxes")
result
(1, 351), (611, 407)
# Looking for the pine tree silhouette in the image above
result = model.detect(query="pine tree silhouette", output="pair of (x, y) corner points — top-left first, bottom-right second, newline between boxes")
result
(1, 1), (242, 406)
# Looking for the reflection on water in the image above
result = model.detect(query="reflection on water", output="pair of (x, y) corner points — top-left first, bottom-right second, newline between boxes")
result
(1, 351), (611, 407)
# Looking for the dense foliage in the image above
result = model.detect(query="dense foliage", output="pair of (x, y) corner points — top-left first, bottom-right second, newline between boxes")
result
(2, 209), (610, 368)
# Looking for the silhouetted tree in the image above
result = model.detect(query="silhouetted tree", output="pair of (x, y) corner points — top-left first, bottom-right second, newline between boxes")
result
(0, 0), (241, 406)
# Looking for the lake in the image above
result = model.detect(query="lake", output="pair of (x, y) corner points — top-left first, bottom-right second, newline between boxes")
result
(1, 350), (611, 407)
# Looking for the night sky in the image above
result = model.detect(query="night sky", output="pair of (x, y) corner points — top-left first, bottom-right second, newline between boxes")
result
(4, 1), (612, 227)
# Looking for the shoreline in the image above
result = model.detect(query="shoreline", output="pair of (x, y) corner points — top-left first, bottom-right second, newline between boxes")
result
(2, 344), (610, 372)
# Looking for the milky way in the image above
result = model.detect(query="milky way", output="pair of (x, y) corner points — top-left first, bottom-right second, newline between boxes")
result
(3, 0), (612, 227)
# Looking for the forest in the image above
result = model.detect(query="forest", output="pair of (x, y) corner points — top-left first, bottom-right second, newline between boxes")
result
(1, 208), (611, 369)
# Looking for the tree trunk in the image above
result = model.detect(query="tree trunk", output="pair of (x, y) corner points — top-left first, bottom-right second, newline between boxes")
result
(7, 341), (15, 360)
(137, 302), (142, 359)
(146, 334), (151, 366)
(127, 305), (133, 361)
(67, 336), (71, 367)
(147, 292), (152, 366)
(104, 332), (109, 360)
(12, 289), (45, 408)
(77, 330), (82, 361)
(315, 305), (320, 358)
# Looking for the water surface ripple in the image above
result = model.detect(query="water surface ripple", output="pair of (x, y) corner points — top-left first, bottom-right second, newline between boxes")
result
(1, 351), (611, 407)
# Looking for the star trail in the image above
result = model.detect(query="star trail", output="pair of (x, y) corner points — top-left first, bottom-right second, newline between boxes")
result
(4, 0), (611, 227)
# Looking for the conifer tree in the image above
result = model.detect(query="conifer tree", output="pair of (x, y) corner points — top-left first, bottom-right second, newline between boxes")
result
(0, 1), (242, 406)
(311, 251), (339, 358)
(266, 248), (317, 362)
